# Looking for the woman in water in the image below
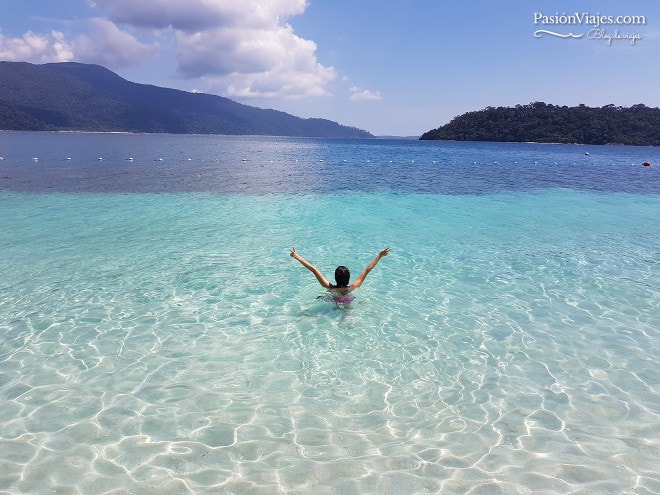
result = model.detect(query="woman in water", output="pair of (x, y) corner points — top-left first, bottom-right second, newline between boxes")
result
(289, 247), (391, 303)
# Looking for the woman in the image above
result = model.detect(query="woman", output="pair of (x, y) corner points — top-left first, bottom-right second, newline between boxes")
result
(290, 247), (391, 303)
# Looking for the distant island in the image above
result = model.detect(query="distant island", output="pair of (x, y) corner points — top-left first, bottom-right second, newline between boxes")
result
(420, 102), (660, 146)
(0, 61), (372, 138)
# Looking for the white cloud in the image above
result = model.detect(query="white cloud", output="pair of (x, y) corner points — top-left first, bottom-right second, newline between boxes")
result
(0, 29), (73, 63)
(349, 86), (382, 101)
(220, 61), (336, 99)
(73, 18), (158, 68)
(176, 23), (335, 98)
(90, 0), (335, 98)
(91, 0), (308, 31)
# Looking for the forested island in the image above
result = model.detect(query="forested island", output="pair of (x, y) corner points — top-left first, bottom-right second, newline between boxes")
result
(0, 62), (372, 138)
(420, 102), (660, 146)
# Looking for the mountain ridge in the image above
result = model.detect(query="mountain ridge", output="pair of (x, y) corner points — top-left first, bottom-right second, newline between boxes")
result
(0, 61), (372, 138)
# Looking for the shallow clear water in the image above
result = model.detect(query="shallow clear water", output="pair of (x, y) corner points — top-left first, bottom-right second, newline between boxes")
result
(0, 133), (659, 494)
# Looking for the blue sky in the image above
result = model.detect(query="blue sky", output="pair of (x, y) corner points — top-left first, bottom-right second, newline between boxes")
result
(1, 1), (658, 136)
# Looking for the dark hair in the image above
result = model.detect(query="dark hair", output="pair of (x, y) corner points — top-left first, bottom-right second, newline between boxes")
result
(333, 266), (350, 288)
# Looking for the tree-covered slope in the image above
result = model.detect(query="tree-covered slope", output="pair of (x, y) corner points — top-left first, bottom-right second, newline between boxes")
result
(0, 61), (372, 138)
(420, 102), (660, 146)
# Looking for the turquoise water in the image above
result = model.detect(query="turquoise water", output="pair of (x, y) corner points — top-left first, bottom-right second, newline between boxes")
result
(1, 134), (659, 494)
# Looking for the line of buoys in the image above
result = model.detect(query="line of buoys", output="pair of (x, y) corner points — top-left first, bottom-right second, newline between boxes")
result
(2, 156), (655, 167)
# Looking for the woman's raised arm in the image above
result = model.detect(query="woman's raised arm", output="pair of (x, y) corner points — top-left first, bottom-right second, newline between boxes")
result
(290, 248), (332, 288)
(349, 247), (391, 289)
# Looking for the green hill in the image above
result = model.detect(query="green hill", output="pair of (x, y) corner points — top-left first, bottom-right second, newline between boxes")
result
(0, 61), (372, 138)
(420, 102), (660, 146)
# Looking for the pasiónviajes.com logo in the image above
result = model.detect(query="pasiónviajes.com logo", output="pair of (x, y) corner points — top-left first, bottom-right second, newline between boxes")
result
(533, 12), (646, 45)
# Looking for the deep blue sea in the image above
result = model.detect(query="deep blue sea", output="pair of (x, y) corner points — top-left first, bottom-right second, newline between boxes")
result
(1, 132), (659, 494)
